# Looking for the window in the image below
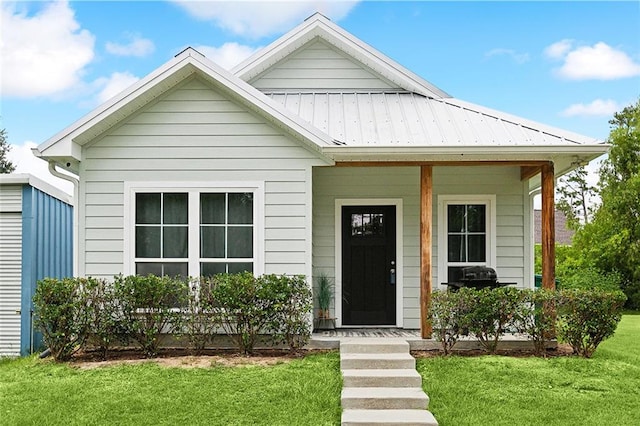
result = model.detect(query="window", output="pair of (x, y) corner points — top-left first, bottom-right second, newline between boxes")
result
(438, 195), (495, 284)
(128, 183), (262, 277)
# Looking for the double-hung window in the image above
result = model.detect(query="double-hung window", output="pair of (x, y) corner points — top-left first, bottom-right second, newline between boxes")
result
(128, 183), (263, 277)
(438, 195), (496, 285)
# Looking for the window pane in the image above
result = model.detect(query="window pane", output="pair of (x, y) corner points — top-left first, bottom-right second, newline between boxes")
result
(163, 226), (188, 258)
(136, 193), (160, 224)
(448, 266), (464, 283)
(136, 262), (162, 276)
(448, 235), (466, 262)
(201, 262), (226, 277)
(136, 226), (160, 258)
(163, 262), (188, 278)
(200, 193), (225, 224)
(228, 262), (253, 274)
(201, 226), (225, 258)
(228, 226), (253, 258)
(228, 193), (253, 224)
(163, 193), (188, 224)
(448, 205), (465, 232)
(467, 205), (486, 232)
(468, 235), (486, 262)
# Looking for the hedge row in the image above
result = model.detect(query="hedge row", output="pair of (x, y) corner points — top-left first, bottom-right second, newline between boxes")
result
(33, 273), (312, 361)
(429, 287), (626, 357)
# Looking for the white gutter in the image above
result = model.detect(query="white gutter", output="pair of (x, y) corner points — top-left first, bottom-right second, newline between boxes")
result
(47, 161), (79, 277)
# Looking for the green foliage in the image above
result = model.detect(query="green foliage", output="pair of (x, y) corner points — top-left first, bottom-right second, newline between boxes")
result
(0, 128), (16, 174)
(570, 99), (640, 309)
(462, 286), (523, 354)
(180, 277), (220, 355)
(556, 166), (597, 229)
(513, 289), (556, 356)
(316, 273), (334, 318)
(429, 290), (472, 354)
(114, 274), (189, 358)
(559, 267), (623, 292)
(83, 278), (126, 360)
(264, 274), (313, 351)
(556, 288), (627, 357)
(33, 278), (90, 361)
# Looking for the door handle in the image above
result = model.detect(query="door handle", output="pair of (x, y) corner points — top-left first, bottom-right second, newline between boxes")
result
(390, 260), (396, 286)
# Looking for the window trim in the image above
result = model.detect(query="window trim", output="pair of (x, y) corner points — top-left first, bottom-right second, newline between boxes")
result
(437, 195), (496, 289)
(124, 181), (264, 277)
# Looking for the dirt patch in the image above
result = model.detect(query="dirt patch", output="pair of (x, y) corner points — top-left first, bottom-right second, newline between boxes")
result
(70, 348), (318, 370)
(412, 343), (575, 358)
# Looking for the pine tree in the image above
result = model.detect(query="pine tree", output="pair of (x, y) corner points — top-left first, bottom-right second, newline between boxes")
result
(0, 128), (16, 174)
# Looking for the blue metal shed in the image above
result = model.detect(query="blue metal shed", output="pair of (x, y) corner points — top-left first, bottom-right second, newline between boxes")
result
(0, 174), (73, 356)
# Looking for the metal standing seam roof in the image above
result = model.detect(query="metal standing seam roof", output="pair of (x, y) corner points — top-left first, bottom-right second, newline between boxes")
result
(266, 92), (602, 147)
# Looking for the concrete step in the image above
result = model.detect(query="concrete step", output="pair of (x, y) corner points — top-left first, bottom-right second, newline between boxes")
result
(341, 387), (429, 410)
(341, 409), (439, 426)
(342, 368), (423, 388)
(340, 338), (410, 354)
(341, 352), (416, 370)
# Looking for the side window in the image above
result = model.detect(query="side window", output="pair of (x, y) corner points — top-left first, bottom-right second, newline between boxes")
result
(135, 192), (188, 277)
(446, 204), (487, 282)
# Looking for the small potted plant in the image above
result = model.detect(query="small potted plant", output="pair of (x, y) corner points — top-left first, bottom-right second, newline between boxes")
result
(314, 274), (335, 330)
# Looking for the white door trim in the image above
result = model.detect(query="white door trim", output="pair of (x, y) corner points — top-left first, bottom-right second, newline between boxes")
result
(334, 198), (404, 328)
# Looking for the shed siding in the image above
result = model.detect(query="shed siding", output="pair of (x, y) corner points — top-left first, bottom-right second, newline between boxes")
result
(80, 77), (326, 278)
(250, 39), (399, 91)
(312, 165), (526, 329)
(0, 185), (22, 355)
(21, 186), (73, 355)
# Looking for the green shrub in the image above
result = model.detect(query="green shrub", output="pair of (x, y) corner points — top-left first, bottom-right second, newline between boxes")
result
(180, 277), (220, 354)
(514, 289), (557, 356)
(84, 277), (126, 360)
(265, 274), (312, 351)
(428, 290), (473, 355)
(620, 279), (640, 310)
(212, 272), (277, 354)
(33, 278), (90, 361)
(114, 274), (189, 358)
(559, 267), (623, 292)
(462, 286), (522, 354)
(556, 288), (627, 357)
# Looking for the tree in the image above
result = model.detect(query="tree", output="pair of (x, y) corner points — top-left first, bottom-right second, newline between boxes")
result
(556, 166), (597, 230)
(0, 128), (16, 174)
(572, 99), (640, 309)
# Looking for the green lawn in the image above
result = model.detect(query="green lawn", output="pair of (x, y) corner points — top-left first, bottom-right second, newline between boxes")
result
(417, 315), (640, 426)
(0, 352), (342, 426)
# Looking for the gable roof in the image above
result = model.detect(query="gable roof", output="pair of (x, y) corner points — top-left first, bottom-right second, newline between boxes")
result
(233, 13), (449, 98)
(34, 48), (335, 169)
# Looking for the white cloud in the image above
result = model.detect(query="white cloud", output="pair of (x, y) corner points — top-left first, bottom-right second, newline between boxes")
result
(7, 141), (74, 195)
(106, 34), (155, 57)
(561, 99), (621, 117)
(485, 48), (530, 64)
(171, 0), (359, 38)
(0, 1), (95, 98)
(94, 72), (140, 104)
(543, 39), (573, 59)
(195, 42), (261, 69)
(545, 40), (640, 80)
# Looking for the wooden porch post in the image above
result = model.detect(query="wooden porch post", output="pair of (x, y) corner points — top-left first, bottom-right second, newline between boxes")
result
(541, 162), (556, 290)
(420, 166), (433, 338)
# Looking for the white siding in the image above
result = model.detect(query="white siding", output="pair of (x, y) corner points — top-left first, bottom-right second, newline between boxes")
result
(312, 165), (527, 329)
(251, 39), (399, 91)
(80, 76), (326, 278)
(0, 185), (22, 356)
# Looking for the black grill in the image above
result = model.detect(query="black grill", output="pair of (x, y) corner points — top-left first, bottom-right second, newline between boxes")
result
(444, 266), (514, 291)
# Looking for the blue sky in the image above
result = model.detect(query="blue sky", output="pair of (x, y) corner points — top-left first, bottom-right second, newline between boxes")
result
(2, 1), (639, 194)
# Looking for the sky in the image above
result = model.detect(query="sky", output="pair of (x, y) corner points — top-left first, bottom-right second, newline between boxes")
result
(1, 0), (639, 196)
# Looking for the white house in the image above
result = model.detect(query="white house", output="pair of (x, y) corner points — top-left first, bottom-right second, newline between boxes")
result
(34, 14), (607, 336)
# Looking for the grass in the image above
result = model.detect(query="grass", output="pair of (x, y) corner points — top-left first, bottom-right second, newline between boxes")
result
(417, 315), (640, 426)
(0, 352), (342, 426)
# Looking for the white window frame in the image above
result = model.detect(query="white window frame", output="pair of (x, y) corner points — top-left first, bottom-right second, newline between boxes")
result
(437, 195), (496, 289)
(124, 181), (264, 277)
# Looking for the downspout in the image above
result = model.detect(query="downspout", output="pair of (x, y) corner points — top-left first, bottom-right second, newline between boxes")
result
(529, 188), (542, 289)
(47, 161), (79, 277)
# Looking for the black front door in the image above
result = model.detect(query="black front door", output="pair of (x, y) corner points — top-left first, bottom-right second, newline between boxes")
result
(342, 205), (396, 325)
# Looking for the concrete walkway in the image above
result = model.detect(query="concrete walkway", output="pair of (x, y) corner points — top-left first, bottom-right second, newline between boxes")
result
(340, 338), (438, 426)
